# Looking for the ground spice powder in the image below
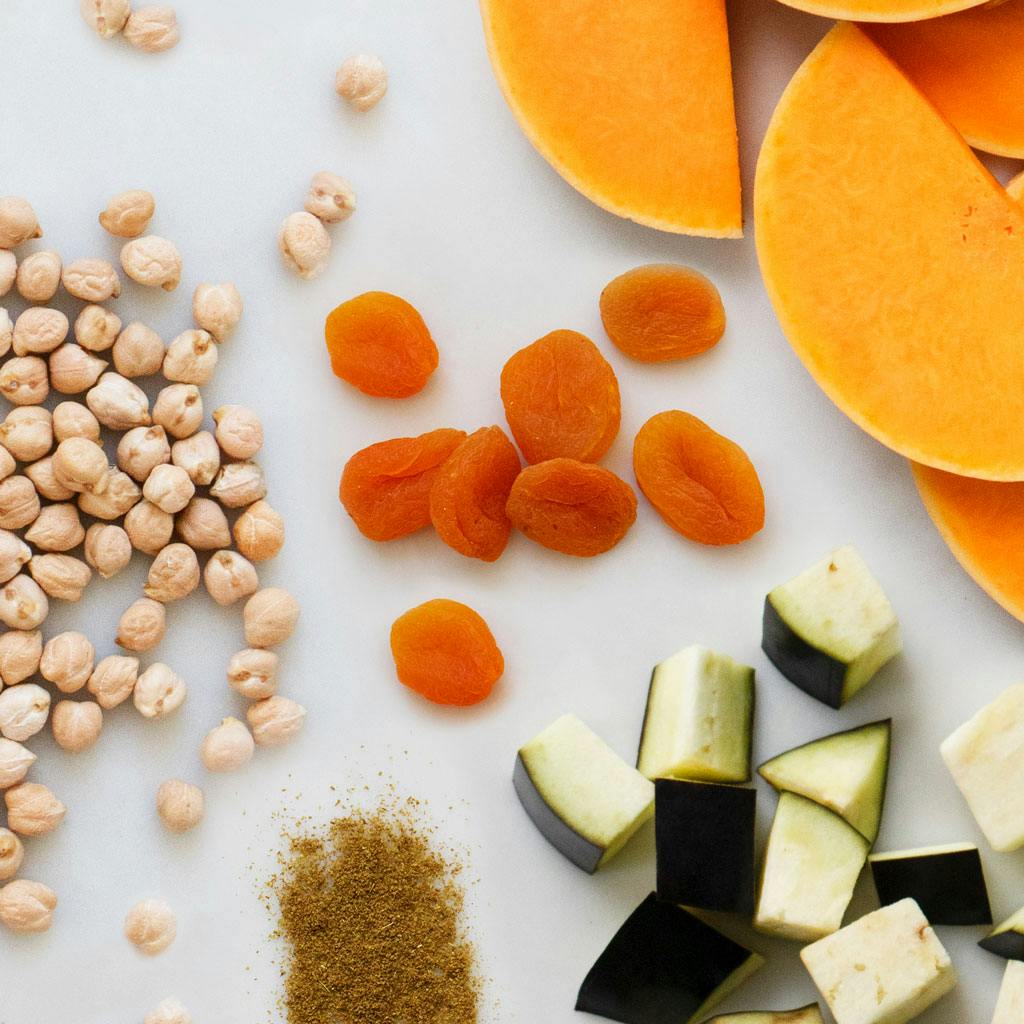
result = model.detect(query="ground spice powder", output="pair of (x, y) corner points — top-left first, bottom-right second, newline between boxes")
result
(270, 799), (481, 1024)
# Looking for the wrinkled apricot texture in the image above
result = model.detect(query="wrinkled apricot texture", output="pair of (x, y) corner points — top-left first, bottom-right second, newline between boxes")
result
(633, 410), (764, 545)
(325, 291), (439, 398)
(429, 426), (521, 562)
(390, 598), (504, 706)
(340, 429), (467, 541)
(600, 263), (726, 363)
(500, 329), (621, 464)
(506, 458), (637, 557)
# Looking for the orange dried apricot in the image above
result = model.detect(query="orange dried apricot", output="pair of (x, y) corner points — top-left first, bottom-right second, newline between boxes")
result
(633, 410), (764, 545)
(500, 329), (621, 464)
(390, 598), (504, 706)
(340, 428), (467, 541)
(429, 426), (522, 562)
(506, 458), (637, 557)
(325, 291), (439, 398)
(600, 264), (726, 363)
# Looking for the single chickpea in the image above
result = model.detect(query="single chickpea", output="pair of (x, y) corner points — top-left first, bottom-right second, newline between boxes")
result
(0, 406), (53, 462)
(0, 477), (40, 531)
(124, 500), (174, 555)
(0, 531), (31, 585)
(210, 461), (266, 508)
(74, 304), (122, 352)
(192, 282), (242, 341)
(87, 655), (139, 710)
(117, 598), (166, 653)
(162, 328), (217, 385)
(52, 401), (101, 442)
(0, 448), (13, 485)
(143, 464), (195, 514)
(213, 404), (263, 460)
(28, 554), (92, 602)
(15, 251), (61, 303)
(0, 683), (50, 740)
(0, 308), (12, 356)
(25, 503), (84, 553)
(175, 497), (230, 550)
(200, 716), (254, 772)
(0, 738), (35, 788)
(25, 457), (75, 502)
(0, 198), (41, 249)
(12, 307), (68, 357)
(278, 212), (331, 280)
(120, 236), (181, 291)
(227, 648), (278, 700)
(0, 252), (16, 297)
(0, 879), (56, 934)
(0, 576), (48, 630)
(233, 500), (285, 562)
(170, 430), (219, 485)
(84, 523), (132, 579)
(152, 383), (202, 439)
(86, 372), (151, 430)
(0, 631), (41, 686)
(80, 0), (130, 37)
(112, 321), (164, 377)
(51, 700), (102, 753)
(305, 171), (356, 224)
(124, 7), (181, 52)
(49, 344), (108, 395)
(99, 190), (155, 238)
(203, 550), (258, 606)
(117, 425), (171, 483)
(40, 631), (95, 694)
(4, 781), (64, 836)
(134, 663), (186, 719)
(155, 780), (203, 834)
(77, 469), (141, 520)
(145, 998), (192, 1024)
(243, 587), (300, 648)
(0, 828), (24, 881)
(0, 356), (49, 405)
(335, 54), (388, 112)
(247, 695), (306, 747)
(124, 898), (176, 955)
(52, 436), (108, 493)
(61, 258), (121, 302)
(144, 543), (199, 602)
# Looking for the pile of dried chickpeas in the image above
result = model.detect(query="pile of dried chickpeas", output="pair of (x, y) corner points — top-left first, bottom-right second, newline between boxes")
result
(0, 192), (302, 938)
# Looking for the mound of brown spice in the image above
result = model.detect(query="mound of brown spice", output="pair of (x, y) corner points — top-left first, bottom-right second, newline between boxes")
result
(270, 799), (481, 1024)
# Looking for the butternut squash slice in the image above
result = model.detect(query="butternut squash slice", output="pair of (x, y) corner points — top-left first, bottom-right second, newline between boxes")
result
(479, 0), (742, 238)
(755, 24), (1024, 481)
(914, 464), (1024, 624)
(866, 1), (1024, 158)
(775, 0), (988, 23)
(1009, 170), (1024, 203)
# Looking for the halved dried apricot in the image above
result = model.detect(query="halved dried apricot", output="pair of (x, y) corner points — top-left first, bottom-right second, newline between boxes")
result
(340, 428), (467, 541)
(600, 264), (726, 363)
(633, 410), (764, 545)
(506, 458), (637, 557)
(500, 329), (620, 464)
(429, 426), (521, 562)
(390, 598), (504, 706)
(325, 291), (439, 398)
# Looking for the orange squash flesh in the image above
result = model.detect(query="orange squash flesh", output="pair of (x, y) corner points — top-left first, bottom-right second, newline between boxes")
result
(775, 0), (988, 23)
(479, 0), (742, 238)
(1009, 170), (1024, 203)
(914, 463), (1024, 624)
(755, 24), (1024, 481)
(866, 2), (1024, 158)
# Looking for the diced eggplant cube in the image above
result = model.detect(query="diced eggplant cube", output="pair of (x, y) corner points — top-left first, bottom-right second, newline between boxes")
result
(705, 1008), (824, 1024)
(869, 843), (991, 926)
(981, 905), (1024, 961)
(801, 898), (957, 1024)
(941, 684), (1024, 853)
(637, 645), (754, 783)
(755, 792), (869, 942)
(513, 714), (654, 874)
(576, 892), (764, 1024)
(993, 962), (1024, 1024)
(762, 545), (900, 709)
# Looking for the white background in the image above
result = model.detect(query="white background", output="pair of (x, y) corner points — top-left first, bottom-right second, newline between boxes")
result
(0, 1), (1021, 1021)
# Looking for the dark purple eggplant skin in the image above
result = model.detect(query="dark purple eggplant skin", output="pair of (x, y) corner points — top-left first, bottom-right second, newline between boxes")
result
(762, 596), (846, 708)
(981, 928), (1024, 962)
(871, 846), (991, 926)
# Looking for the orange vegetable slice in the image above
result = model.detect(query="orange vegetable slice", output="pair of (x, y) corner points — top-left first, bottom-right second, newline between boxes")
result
(1008, 170), (1024, 203)
(775, 0), (988, 22)
(756, 24), (1024, 481)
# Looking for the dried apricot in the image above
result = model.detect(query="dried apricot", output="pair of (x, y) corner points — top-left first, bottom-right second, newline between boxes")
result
(390, 598), (504, 706)
(506, 458), (637, 557)
(325, 291), (439, 398)
(600, 264), (726, 363)
(633, 410), (764, 545)
(429, 426), (521, 562)
(340, 428), (467, 541)
(500, 329), (621, 463)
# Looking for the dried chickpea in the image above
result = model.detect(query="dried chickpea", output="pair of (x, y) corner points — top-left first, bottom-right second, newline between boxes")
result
(99, 190), (155, 238)
(145, 999), (191, 1024)
(192, 282), (242, 341)
(87, 372), (151, 430)
(200, 716), (254, 772)
(0, 683), (50, 740)
(61, 258), (121, 302)
(26, 457), (75, 502)
(78, 470), (141, 520)
(12, 307), (68, 356)
(52, 401), (101, 442)
(144, 543), (199, 602)
(153, 383), (202, 439)
(133, 663), (186, 719)
(120, 236), (181, 291)
(203, 550), (258, 606)
(305, 171), (356, 224)
(0, 448), (14, 485)
(0, 198), (41, 249)
(0, 631), (42, 686)
(155, 780), (203, 834)
(49, 344), (108, 395)
(227, 648), (278, 699)
(233, 499), (284, 562)
(87, 655), (138, 710)
(117, 598), (166, 653)
(0, 738), (35, 788)
(244, 587), (299, 648)
(80, 0), (130, 37)
(0, 880), (56, 934)
(74, 304), (121, 352)
(163, 329), (217, 385)
(278, 212), (330, 280)
(29, 554), (92, 602)
(84, 523), (131, 578)
(113, 321), (164, 377)
(1, 356), (49, 405)
(0, 407), (53, 462)
(335, 54), (388, 112)
(143, 463), (194, 514)
(175, 497), (230, 550)
(124, 501), (174, 555)
(0, 252), (16, 296)
(25, 504), (84, 552)
(0, 829), (24, 881)
(40, 631), (95, 693)
(124, 898), (176, 955)
(15, 251), (61, 303)
(52, 437), (108, 493)
(210, 461), (266, 508)
(4, 782), (64, 836)
(170, 430), (219, 485)
(213, 405), (263, 459)
(51, 700), (102, 753)
(0, 478), (40, 531)
(0, 308), (12, 356)
(0, 531), (30, 585)
(118, 425), (171, 482)
(247, 695), (306, 747)
(124, 7), (181, 52)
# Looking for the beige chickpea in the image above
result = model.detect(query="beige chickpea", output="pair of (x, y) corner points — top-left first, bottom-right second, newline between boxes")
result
(99, 190), (155, 238)
(192, 282), (242, 341)
(120, 236), (181, 291)
(52, 436), (108, 493)
(40, 632), (95, 693)
(155, 779), (203, 834)
(25, 504), (84, 552)
(4, 782), (64, 836)
(80, 0), (130, 37)
(153, 383), (202, 439)
(210, 461), (266, 509)
(213, 405), (263, 459)
(0, 829), (24, 881)
(0, 448), (14, 486)
(87, 372), (151, 430)
(227, 648), (278, 700)
(0, 683), (49, 740)
(0, 308), (12, 357)
(0, 631), (41, 686)
(134, 663), (186, 719)
(61, 258), (121, 302)
(0, 576), (47, 630)
(0, 198), (41, 249)
(87, 655), (138, 710)
(118, 425), (171, 483)
(117, 598), (166, 653)
(200, 716), (254, 772)
(52, 401), (101, 442)
(203, 550), (258, 606)
(15, 251), (61, 303)
(78, 470), (141, 520)
(175, 497), (230, 550)
(26, 457), (74, 502)
(278, 211), (331, 280)
(0, 739), (35, 788)
(124, 7), (181, 52)
(49, 344), (108, 395)
(12, 306), (68, 356)
(124, 501), (174, 555)
(305, 171), (356, 224)
(0, 880), (56, 934)
(145, 543), (199, 602)
(74, 304), (122, 352)
(335, 54), (388, 112)
(171, 430), (219, 485)
(0, 356), (49, 405)
(243, 588), (299, 648)
(0, 531), (31, 585)
(0, 478), (40, 531)
(143, 464), (194, 514)
(29, 554), (92, 602)
(0, 252), (16, 297)
(163, 329), (217, 385)
(0, 406), (53, 462)
(247, 695), (306, 748)
(112, 320), (164, 377)
(145, 999), (191, 1024)
(51, 700), (102, 753)
(233, 500), (285, 562)
(84, 523), (132, 579)
(124, 898), (176, 955)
